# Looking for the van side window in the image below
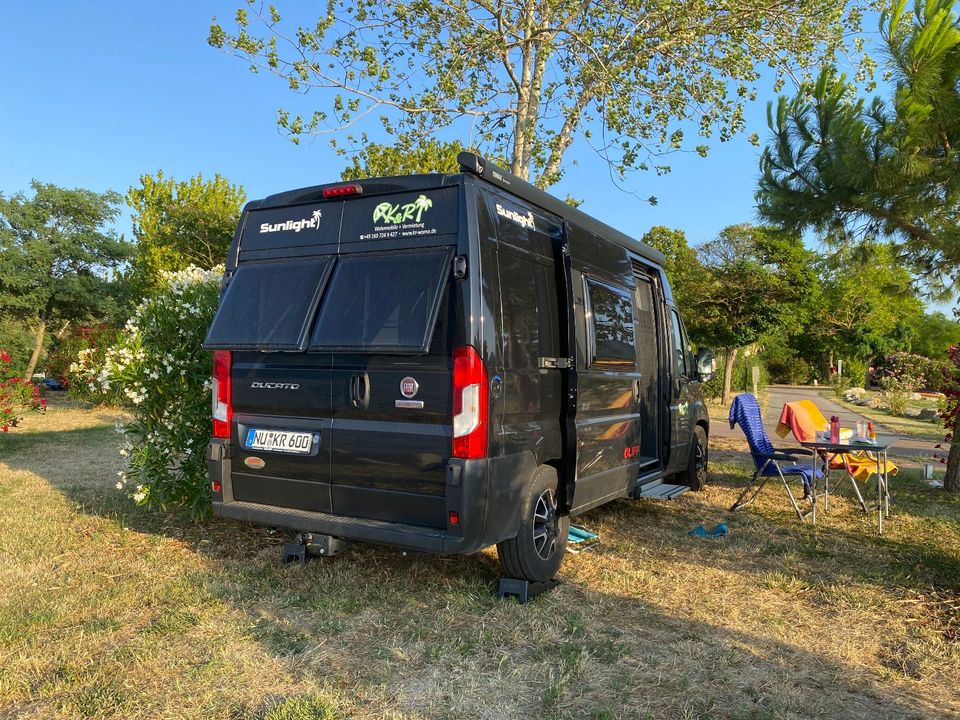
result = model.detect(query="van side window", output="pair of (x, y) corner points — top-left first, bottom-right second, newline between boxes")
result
(585, 278), (635, 368)
(670, 309), (688, 377)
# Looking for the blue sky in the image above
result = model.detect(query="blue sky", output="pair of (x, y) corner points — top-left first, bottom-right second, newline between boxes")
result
(1, 3), (951, 311)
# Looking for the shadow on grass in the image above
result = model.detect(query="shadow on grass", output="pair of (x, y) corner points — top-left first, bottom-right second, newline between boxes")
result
(0, 423), (119, 460)
(5, 426), (958, 718)
(705, 464), (960, 592)
(48, 481), (945, 718)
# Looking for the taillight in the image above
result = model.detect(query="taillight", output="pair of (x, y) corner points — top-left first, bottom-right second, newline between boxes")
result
(212, 350), (232, 439)
(452, 345), (488, 459)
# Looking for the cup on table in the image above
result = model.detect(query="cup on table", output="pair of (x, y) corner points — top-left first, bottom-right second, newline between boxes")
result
(856, 420), (866, 440)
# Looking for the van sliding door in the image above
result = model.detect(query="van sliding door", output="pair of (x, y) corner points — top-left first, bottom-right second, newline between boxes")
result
(572, 273), (645, 511)
(632, 272), (660, 470)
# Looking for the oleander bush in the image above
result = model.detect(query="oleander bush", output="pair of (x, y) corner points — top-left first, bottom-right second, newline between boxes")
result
(86, 266), (222, 517)
(46, 324), (121, 399)
(874, 351), (948, 415)
(0, 349), (45, 432)
(875, 351), (947, 392)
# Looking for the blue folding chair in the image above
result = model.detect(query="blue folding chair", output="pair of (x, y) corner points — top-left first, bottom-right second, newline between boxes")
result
(728, 394), (821, 522)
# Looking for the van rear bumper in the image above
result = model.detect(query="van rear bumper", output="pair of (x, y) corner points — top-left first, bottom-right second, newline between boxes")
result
(212, 499), (466, 553)
(207, 438), (504, 554)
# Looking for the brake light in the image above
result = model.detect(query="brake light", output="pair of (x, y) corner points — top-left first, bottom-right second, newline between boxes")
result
(322, 183), (363, 198)
(212, 350), (232, 439)
(452, 345), (488, 458)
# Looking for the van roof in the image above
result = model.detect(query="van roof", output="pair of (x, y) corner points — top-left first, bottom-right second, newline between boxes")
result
(246, 153), (665, 267)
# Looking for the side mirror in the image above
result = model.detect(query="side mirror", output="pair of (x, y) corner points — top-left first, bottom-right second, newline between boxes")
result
(696, 348), (716, 382)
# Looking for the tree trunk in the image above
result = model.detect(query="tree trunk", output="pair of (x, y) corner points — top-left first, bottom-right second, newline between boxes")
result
(721, 347), (739, 406)
(944, 439), (960, 493)
(23, 317), (47, 381)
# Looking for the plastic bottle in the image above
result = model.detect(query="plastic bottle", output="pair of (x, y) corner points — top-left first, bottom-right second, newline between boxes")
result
(830, 415), (840, 444)
(868, 421), (876, 442)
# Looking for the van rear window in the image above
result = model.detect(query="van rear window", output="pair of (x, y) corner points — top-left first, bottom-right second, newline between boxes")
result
(203, 259), (333, 351)
(309, 249), (451, 353)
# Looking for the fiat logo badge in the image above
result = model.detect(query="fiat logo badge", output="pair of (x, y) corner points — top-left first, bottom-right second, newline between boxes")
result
(400, 376), (419, 399)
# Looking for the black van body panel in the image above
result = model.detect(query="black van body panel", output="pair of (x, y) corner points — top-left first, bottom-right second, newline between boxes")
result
(476, 184), (565, 469)
(457, 153), (666, 267)
(206, 157), (707, 556)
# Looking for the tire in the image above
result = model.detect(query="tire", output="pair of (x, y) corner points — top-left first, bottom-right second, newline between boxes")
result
(496, 465), (569, 582)
(685, 425), (708, 491)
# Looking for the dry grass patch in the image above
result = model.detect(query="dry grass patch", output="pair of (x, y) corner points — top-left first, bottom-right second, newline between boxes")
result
(0, 402), (958, 719)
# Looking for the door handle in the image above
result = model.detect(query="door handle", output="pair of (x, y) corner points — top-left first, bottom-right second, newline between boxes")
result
(634, 378), (641, 401)
(350, 372), (370, 409)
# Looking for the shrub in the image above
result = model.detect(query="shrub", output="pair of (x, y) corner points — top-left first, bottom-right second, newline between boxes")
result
(831, 373), (853, 398)
(919, 357), (949, 393)
(0, 319), (34, 374)
(46, 324), (120, 396)
(938, 346), (960, 491)
(0, 349), (45, 432)
(875, 352), (929, 390)
(878, 374), (914, 416)
(766, 356), (812, 385)
(99, 266), (222, 517)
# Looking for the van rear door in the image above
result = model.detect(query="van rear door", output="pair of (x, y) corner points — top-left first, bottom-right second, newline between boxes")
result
(204, 251), (338, 512)
(309, 248), (455, 529)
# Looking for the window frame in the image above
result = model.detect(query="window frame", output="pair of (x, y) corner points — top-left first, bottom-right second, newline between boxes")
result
(202, 257), (334, 352)
(583, 275), (638, 369)
(669, 308), (689, 378)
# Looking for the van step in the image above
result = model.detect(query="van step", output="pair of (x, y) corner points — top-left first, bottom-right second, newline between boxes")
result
(635, 479), (690, 500)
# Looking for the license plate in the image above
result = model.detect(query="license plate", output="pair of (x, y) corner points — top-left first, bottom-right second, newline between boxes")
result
(244, 428), (314, 454)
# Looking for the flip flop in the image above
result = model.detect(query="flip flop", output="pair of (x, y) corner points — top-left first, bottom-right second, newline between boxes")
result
(688, 523), (729, 538)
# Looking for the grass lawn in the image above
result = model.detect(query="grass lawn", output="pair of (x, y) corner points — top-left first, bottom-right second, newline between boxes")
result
(1, 399), (959, 719)
(823, 390), (945, 442)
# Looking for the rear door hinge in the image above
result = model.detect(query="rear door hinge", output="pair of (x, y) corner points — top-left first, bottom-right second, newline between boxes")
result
(538, 357), (573, 369)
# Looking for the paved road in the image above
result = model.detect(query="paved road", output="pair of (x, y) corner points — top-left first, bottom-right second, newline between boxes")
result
(712, 385), (940, 463)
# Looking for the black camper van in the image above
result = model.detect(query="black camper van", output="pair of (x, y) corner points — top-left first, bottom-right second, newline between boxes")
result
(204, 154), (714, 582)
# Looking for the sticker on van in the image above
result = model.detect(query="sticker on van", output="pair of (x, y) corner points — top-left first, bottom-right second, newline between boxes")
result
(495, 203), (536, 230)
(372, 195), (433, 225)
(259, 209), (323, 234)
